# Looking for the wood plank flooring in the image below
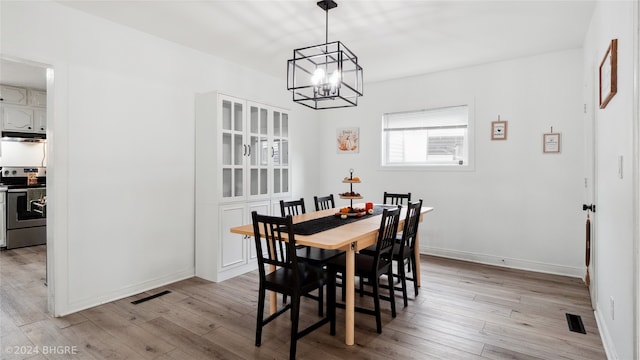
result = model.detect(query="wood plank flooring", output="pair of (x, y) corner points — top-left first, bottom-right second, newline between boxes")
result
(1, 245), (606, 359)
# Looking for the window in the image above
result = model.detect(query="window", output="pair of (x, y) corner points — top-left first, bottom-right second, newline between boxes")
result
(382, 105), (470, 168)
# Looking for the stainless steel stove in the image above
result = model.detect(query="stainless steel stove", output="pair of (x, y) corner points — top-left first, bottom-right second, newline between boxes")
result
(1, 167), (46, 249)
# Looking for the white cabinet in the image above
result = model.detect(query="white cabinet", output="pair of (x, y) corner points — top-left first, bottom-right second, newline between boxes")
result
(1, 105), (34, 131)
(28, 89), (46, 107)
(271, 109), (290, 195)
(0, 192), (5, 247)
(0, 85), (27, 105)
(195, 91), (292, 282)
(34, 109), (47, 132)
(0, 85), (46, 134)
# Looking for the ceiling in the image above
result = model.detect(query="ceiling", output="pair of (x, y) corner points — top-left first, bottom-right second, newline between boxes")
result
(57, 0), (596, 83)
(0, 59), (48, 90)
(2, 1), (596, 88)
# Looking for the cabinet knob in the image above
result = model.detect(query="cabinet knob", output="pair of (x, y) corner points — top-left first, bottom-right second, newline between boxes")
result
(28, 127), (32, 129)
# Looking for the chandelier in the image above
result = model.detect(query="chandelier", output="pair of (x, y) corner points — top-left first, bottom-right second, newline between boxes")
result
(287, 0), (363, 110)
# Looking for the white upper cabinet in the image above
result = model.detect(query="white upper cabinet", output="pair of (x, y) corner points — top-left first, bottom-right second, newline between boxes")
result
(271, 110), (290, 196)
(0, 85), (46, 134)
(34, 109), (47, 133)
(0, 85), (27, 105)
(247, 102), (270, 199)
(196, 92), (292, 203)
(219, 95), (247, 201)
(1, 105), (34, 131)
(27, 89), (46, 107)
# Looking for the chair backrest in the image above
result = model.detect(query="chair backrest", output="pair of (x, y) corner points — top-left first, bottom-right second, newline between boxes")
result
(383, 192), (412, 205)
(314, 194), (335, 211)
(280, 198), (306, 217)
(372, 206), (402, 272)
(399, 200), (423, 252)
(251, 211), (299, 283)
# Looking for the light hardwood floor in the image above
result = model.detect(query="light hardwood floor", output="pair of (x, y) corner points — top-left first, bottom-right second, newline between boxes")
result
(1, 245), (606, 359)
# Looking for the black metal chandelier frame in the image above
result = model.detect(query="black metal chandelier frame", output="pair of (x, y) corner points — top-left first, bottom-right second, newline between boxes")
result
(287, 0), (363, 110)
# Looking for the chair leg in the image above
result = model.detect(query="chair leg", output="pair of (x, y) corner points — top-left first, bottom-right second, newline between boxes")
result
(398, 259), (408, 307)
(388, 268), (396, 318)
(328, 269), (337, 335)
(318, 287), (324, 317)
(290, 294), (300, 360)
(411, 252), (419, 296)
(372, 278), (382, 334)
(256, 287), (266, 347)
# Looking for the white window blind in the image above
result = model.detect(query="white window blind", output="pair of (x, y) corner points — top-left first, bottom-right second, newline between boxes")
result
(382, 105), (469, 166)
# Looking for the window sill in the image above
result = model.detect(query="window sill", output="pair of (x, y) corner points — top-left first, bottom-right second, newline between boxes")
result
(379, 164), (475, 172)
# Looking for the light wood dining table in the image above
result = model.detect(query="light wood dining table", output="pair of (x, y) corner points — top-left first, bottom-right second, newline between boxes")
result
(230, 204), (434, 345)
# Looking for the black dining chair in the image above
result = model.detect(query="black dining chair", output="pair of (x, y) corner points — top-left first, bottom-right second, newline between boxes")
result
(327, 206), (401, 334)
(391, 199), (423, 307)
(279, 198), (342, 316)
(314, 194), (335, 211)
(280, 198), (306, 216)
(383, 191), (412, 206)
(251, 211), (333, 360)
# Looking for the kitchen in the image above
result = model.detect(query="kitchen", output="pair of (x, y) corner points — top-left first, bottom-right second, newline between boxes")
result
(0, 59), (48, 283)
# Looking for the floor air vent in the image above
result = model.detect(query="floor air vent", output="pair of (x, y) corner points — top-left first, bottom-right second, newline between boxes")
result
(131, 290), (171, 304)
(565, 313), (586, 334)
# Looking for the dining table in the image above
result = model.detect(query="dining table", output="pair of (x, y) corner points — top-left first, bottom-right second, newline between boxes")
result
(229, 203), (434, 345)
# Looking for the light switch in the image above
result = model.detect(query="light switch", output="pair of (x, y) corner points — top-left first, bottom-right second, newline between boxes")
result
(618, 155), (623, 179)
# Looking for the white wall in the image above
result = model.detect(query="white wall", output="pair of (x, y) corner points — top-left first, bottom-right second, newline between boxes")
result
(310, 49), (587, 277)
(0, 0), (320, 315)
(583, 1), (637, 359)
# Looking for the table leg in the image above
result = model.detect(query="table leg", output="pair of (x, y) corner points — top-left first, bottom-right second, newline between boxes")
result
(414, 233), (421, 287)
(345, 246), (355, 345)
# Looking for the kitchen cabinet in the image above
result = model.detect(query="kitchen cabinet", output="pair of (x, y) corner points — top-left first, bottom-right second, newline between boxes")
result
(34, 109), (47, 132)
(0, 84), (46, 134)
(195, 91), (292, 281)
(27, 89), (46, 107)
(1, 105), (34, 132)
(0, 85), (27, 105)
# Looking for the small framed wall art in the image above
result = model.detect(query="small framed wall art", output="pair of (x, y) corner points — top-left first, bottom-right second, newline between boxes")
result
(491, 119), (508, 140)
(337, 127), (359, 153)
(543, 132), (561, 153)
(599, 39), (618, 109)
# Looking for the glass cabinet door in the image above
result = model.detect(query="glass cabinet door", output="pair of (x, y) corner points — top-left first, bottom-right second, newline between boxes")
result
(220, 97), (245, 199)
(272, 109), (290, 195)
(248, 104), (269, 198)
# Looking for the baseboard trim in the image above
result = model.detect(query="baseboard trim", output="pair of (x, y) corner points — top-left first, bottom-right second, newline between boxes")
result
(422, 247), (584, 278)
(60, 268), (194, 317)
(594, 308), (619, 359)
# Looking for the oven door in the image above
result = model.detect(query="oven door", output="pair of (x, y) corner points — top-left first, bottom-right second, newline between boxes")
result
(7, 189), (46, 229)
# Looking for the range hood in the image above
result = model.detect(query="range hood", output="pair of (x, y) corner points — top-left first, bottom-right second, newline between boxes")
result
(1, 131), (46, 142)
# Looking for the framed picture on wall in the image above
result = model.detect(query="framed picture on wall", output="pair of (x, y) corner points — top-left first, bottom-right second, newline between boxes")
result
(543, 133), (561, 153)
(337, 127), (359, 153)
(599, 38), (618, 109)
(491, 120), (508, 140)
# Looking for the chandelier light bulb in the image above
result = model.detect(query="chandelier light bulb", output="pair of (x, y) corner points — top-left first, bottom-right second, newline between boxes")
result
(311, 68), (325, 85)
(329, 70), (341, 86)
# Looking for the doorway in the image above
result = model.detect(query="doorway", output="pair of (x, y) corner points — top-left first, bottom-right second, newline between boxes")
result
(0, 56), (53, 312)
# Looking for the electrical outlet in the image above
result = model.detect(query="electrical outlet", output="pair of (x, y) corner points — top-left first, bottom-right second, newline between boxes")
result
(610, 296), (615, 320)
